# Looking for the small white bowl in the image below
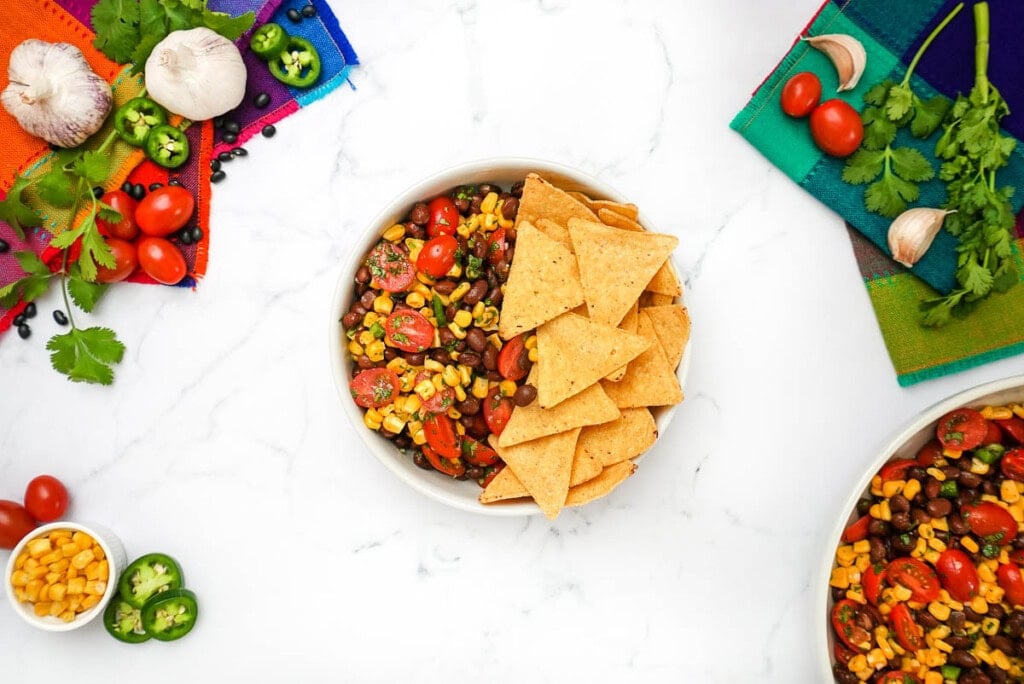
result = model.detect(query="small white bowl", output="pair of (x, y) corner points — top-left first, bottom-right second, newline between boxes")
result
(5, 521), (127, 632)
(816, 374), (1024, 680)
(328, 158), (691, 515)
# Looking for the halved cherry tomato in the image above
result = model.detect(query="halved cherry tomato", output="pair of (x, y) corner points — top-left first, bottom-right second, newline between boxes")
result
(479, 462), (504, 488)
(984, 420), (1006, 445)
(482, 386), (513, 436)
(1001, 448), (1024, 482)
(996, 563), (1024, 607)
(961, 501), (1018, 544)
(888, 603), (925, 653)
(421, 444), (464, 478)
(996, 417), (1024, 444)
(809, 99), (863, 157)
(879, 459), (918, 483)
(1010, 549), (1024, 565)
(936, 408), (989, 450)
(23, 475), (69, 523)
(885, 557), (940, 602)
(96, 190), (139, 241)
(366, 241), (415, 293)
(136, 237), (186, 285)
(350, 368), (401, 409)
(833, 641), (857, 668)
(426, 196), (459, 238)
(424, 414), (461, 459)
(95, 238), (139, 284)
(497, 334), (530, 381)
(876, 672), (921, 684)
(915, 439), (944, 467)
(831, 599), (872, 652)
(135, 186), (195, 237)
(935, 548), (980, 602)
(780, 71), (822, 117)
(487, 227), (507, 265)
(417, 235), (458, 278)
(461, 437), (499, 467)
(862, 562), (885, 605)
(383, 309), (434, 353)
(841, 515), (871, 543)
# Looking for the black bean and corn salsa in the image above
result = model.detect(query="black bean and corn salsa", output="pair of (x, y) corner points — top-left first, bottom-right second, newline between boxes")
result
(830, 404), (1024, 684)
(341, 182), (535, 487)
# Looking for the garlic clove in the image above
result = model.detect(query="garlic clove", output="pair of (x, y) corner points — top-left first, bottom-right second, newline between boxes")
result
(804, 33), (867, 92)
(887, 207), (955, 268)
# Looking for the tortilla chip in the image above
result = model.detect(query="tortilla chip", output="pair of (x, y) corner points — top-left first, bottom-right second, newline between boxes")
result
(639, 291), (675, 307)
(565, 461), (637, 507)
(604, 301), (639, 382)
(645, 261), (682, 297)
(536, 312), (650, 409)
(480, 439), (603, 504)
(568, 219), (678, 328)
(485, 428), (581, 519)
(515, 173), (598, 229)
(643, 304), (691, 370)
(498, 221), (585, 340)
(576, 408), (658, 467)
(534, 217), (573, 252)
(597, 207), (643, 232)
(601, 311), (683, 408)
(593, 200), (639, 222)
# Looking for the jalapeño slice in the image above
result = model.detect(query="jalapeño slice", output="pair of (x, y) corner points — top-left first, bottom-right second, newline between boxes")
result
(250, 22), (288, 60)
(114, 97), (168, 147)
(145, 124), (190, 169)
(103, 594), (151, 643)
(141, 588), (199, 641)
(269, 36), (322, 88)
(117, 552), (185, 609)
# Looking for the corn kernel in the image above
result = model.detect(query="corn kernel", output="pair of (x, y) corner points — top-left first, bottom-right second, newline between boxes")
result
(982, 405), (1013, 420)
(927, 537), (947, 552)
(847, 655), (867, 672)
(902, 478), (921, 501)
(845, 588), (866, 604)
(472, 377), (489, 399)
(971, 596), (989, 614)
(347, 340), (364, 357)
(933, 638), (953, 654)
(982, 617), (1000, 635)
(881, 480), (904, 498)
(480, 191), (499, 215)
(447, 322), (467, 340)
(453, 309), (473, 329)
(992, 649), (1011, 670)
(363, 411), (382, 431)
(855, 554), (871, 574)
(970, 458), (991, 475)
(961, 536), (980, 554)
(836, 545), (858, 567)
(27, 537), (51, 559)
(830, 567), (850, 589)
(924, 672), (943, 684)
(405, 291), (426, 309)
(456, 222), (474, 239)
(365, 340), (386, 363)
(373, 294), (394, 316)
(382, 413), (406, 435)
(983, 584), (1004, 604)
(498, 215), (514, 229)
(499, 379), (517, 398)
(442, 365), (461, 387)
(928, 602), (951, 621)
(892, 585), (913, 602)
(414, 379), (437, 401)
(449, 282), (471, 303)
(1007, 479), (1024, 503)
(943, 448), (963, 460)
(454, 384), (467, 402)
(926, 467), (946, 481)
(528, 347), (539, 363)
(524, 334), (538, 350)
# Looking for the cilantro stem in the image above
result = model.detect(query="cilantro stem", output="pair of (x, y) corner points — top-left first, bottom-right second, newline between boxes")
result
(973, 2), (990, 103)
(902, 2), (964, 86)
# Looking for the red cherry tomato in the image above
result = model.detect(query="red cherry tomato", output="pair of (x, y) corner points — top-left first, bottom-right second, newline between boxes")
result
(841, 515), (871, 543)
(862, 562), (885, 605)
(421, 444), (465, 478)
(996, 563), (1024, 607)
(831, 599), (871, 652)
(96, 190), (139, 241)
(23, 475), (69, 523)
(426, 196), (460, 238)
(135, 186), (195, 237)
(417, 235), (458, 278)
(0, 500), (36, 549)
(961, 501), (1018, 544)
(384, 309), (434, 353)
(486, 227), (507, 265)
(809, 99), (863, 157)
(497, 334), (530, 381)
(1002, 448), (1024, 482)
(915, 439), (944, 466)
(934, 548), (980, 602)
(984, 420), (1005, 445)
(996, 417), (1024, 444)
(936, 407), (989, 450)
(478, 462), (504, 488)
(461, 437), (499, 467)
(876, 672), (921, 684)
(482, 386), (513, 436)
(95, 238), (139, 284)
(780, 71), (822, 117)
(888, 603), (925, 653)
(365, 241), (415, 293)
(423, 414), (461, 460)
(349, 368), (401, 409)
(879, 458), (918, 483)
(136, 237), (187, 285)
(885, 557), (940, 602)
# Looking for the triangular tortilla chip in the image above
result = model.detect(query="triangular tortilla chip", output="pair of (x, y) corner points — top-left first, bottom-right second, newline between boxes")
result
(593, 200), (639, 222)
(597, 207), (643, 231)
(499, 367), (619, 447)
(566, 461), (637, 507)
(604, 300), (639, 382)
(639, 291), (674, 308)
(645, 261), (682, 297)
(498, 221), (585, 340)
(642, 304), (691, 370)
(536, 312), (650, 409)
(534, 217), (573, 252)
(486, 428), (581, 519)
(480, 438), (603, 504)
(568, 218), (678, 328)
(601, 311), (683, 408)
(515, 173), (597, 229)
(576, 408), (658, 467)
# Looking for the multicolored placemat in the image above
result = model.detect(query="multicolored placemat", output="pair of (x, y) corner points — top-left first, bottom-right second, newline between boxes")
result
(731, 0), (1024, 386)
(0, 0), (358, 335)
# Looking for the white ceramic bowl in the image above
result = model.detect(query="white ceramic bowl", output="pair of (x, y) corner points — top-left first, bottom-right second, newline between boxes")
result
(816, 374), (1024, 680)
(329, 158), (691, 515)
(5, 520), (126, 632)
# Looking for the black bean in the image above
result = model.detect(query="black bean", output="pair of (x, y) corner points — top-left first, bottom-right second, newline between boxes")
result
(262, 124), (276, 138)
(301, 3), (317, 17)
(218, 151), (233, 162)
(404, 222), (424, 239)
(223, 120), (240, 134)
(457, 351), (480, 368)
(211, 159), (222, 172)
(501, 196), (519, 220)
(917, 611), (940, 629)
(409, 203), (430, 225)
(890, 511), (912, 531)
(52, 310), (68, 326)
(925, 478), (942, 499)
(1004, 610), (1024, 637)
(926, 498), (952, 517)
(179, 230), (194, 245)
(910, 508), (931, 525)
(404, 352), (425, 367)
(354, 266), (371, 284)
(168, 178), (182, 187)
(948, 610), (967, 631)
(92, 186), (104, 198)
(0, 238), (8, 253)
(889, 493), (910, 513)
(867, 519), (889, 536)
(466, 328), (487, 352)
(356, 355), (375, 370)
(222, 132), (238, 144)
(17, 323), (30, 339)
(959, 471), (982, 489)
(211, 170), (227, 183)
(868, 537), (887, 563)
(832, 666), (858, 684)
(457, 398), (480, 416)
(430, 349), (449, 365)
(286, 7), (302, 22)
(341, 311), (362, 329)
(23, 302), (35, 318)
(948, 650), (980, 668)
(232, 147), (248, 157)
(413, 451), (432, 470)
(513, 384), (537, 407)
(131, 183), (146, 200)
(946, 635), (972, 649)
(213, 116), (225, 129)
(454, 197), (470, 214)
(360, 290), (377, 309)
(254, 92), (271, 109)
(464, 279), (489, 306)
(433, 280), (457, 295)
(121, 181), (133, 193)
(13, 313), (25, 327)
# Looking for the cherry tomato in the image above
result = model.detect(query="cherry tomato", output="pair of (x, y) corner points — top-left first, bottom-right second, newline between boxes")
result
(426, 196), (459, 238)
(833, 641), (857, 667)
(1002, 448), (1024, 481)
(996, 417), (1024, 444)
(841, 515), (870, 543)
(479, 462), (504, 488)
(809, 99), (863, 157)
(875, 672), (921, 684)
(996, 563), (1024, 607)
(482, 386), (513, 436)
(885, 557), (940, 602)
(497, 334), (530, 381)
(936, 407), (989, 450)
(96, 190), (139, 241)
(1010, 549), (1024, 565)
(23, 475), (69, 522)
(136, 237), (187, 285)
(417, 235), (458, 278)
(0, 500), (36, 549)
(95, 238), (139, 284)
(420, 444), (465, 478)
(862, 562), (885, 605)
(961, 501), (1018, 544)
(415, 372), (454, 414)
(487, 227), (507, 265)
(915, 439), (944, 467)
(424, 414), (461, 460)
(888, 603), (925, 653)
(935, 548), (980, 602)
(780, 71), (822, 117)
(135, 186), (195, 237)
(879, 458), (918, 483)
(349, 368), (401, 409)
(365, 241), (415, 293)
(831, 599), (871, 651)
(461, 437), (499, 467)
(984, 420), (1005, 445)
(384, 309), (434, 353)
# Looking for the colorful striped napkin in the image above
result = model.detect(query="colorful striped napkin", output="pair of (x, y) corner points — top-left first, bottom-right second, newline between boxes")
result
(731, 0), (1024, 386)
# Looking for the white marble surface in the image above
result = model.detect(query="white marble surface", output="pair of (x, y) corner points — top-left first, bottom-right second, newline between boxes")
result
(4, 1), (1024, 681)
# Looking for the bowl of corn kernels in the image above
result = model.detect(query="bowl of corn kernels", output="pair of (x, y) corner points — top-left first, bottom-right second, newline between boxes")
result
(5, 521), (127, 631)
(819, 375), (1024, 683)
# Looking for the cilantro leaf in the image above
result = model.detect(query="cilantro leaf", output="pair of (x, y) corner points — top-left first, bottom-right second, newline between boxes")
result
(15, 251), (50, 276)
(842, 149), (885, 184)
(47, 327), (125, 385)
(861, 107), (897, 150)
(67, 265), (107, 313)
(0, 253), (52, 307)
(202, 10), (255, 40)
(910, 95), (950, 138)
(73, 151), (110, 185)
(958, 258), (994, 297)
(889, 147), (934, 183)
(885, 84), (914, 121)
(92, 0), (141, 64)
(76, 214), (115, 283)
(0, 176), (42, 240)
(865, 174), (918, 218)
(36, 170), (78, 208)
(863, 81), (893, 107)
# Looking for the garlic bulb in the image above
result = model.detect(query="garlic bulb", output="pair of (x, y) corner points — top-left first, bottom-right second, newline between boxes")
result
(1, 39), (112, 148)
(887, 208), (955, 268)
(805, 34), (867, 92)
(144, 27), (247, 121)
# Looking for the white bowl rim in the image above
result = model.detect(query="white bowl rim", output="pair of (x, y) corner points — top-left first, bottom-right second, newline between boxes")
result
(328, 156), (691, 516)
(815, 373), (1024, 679)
